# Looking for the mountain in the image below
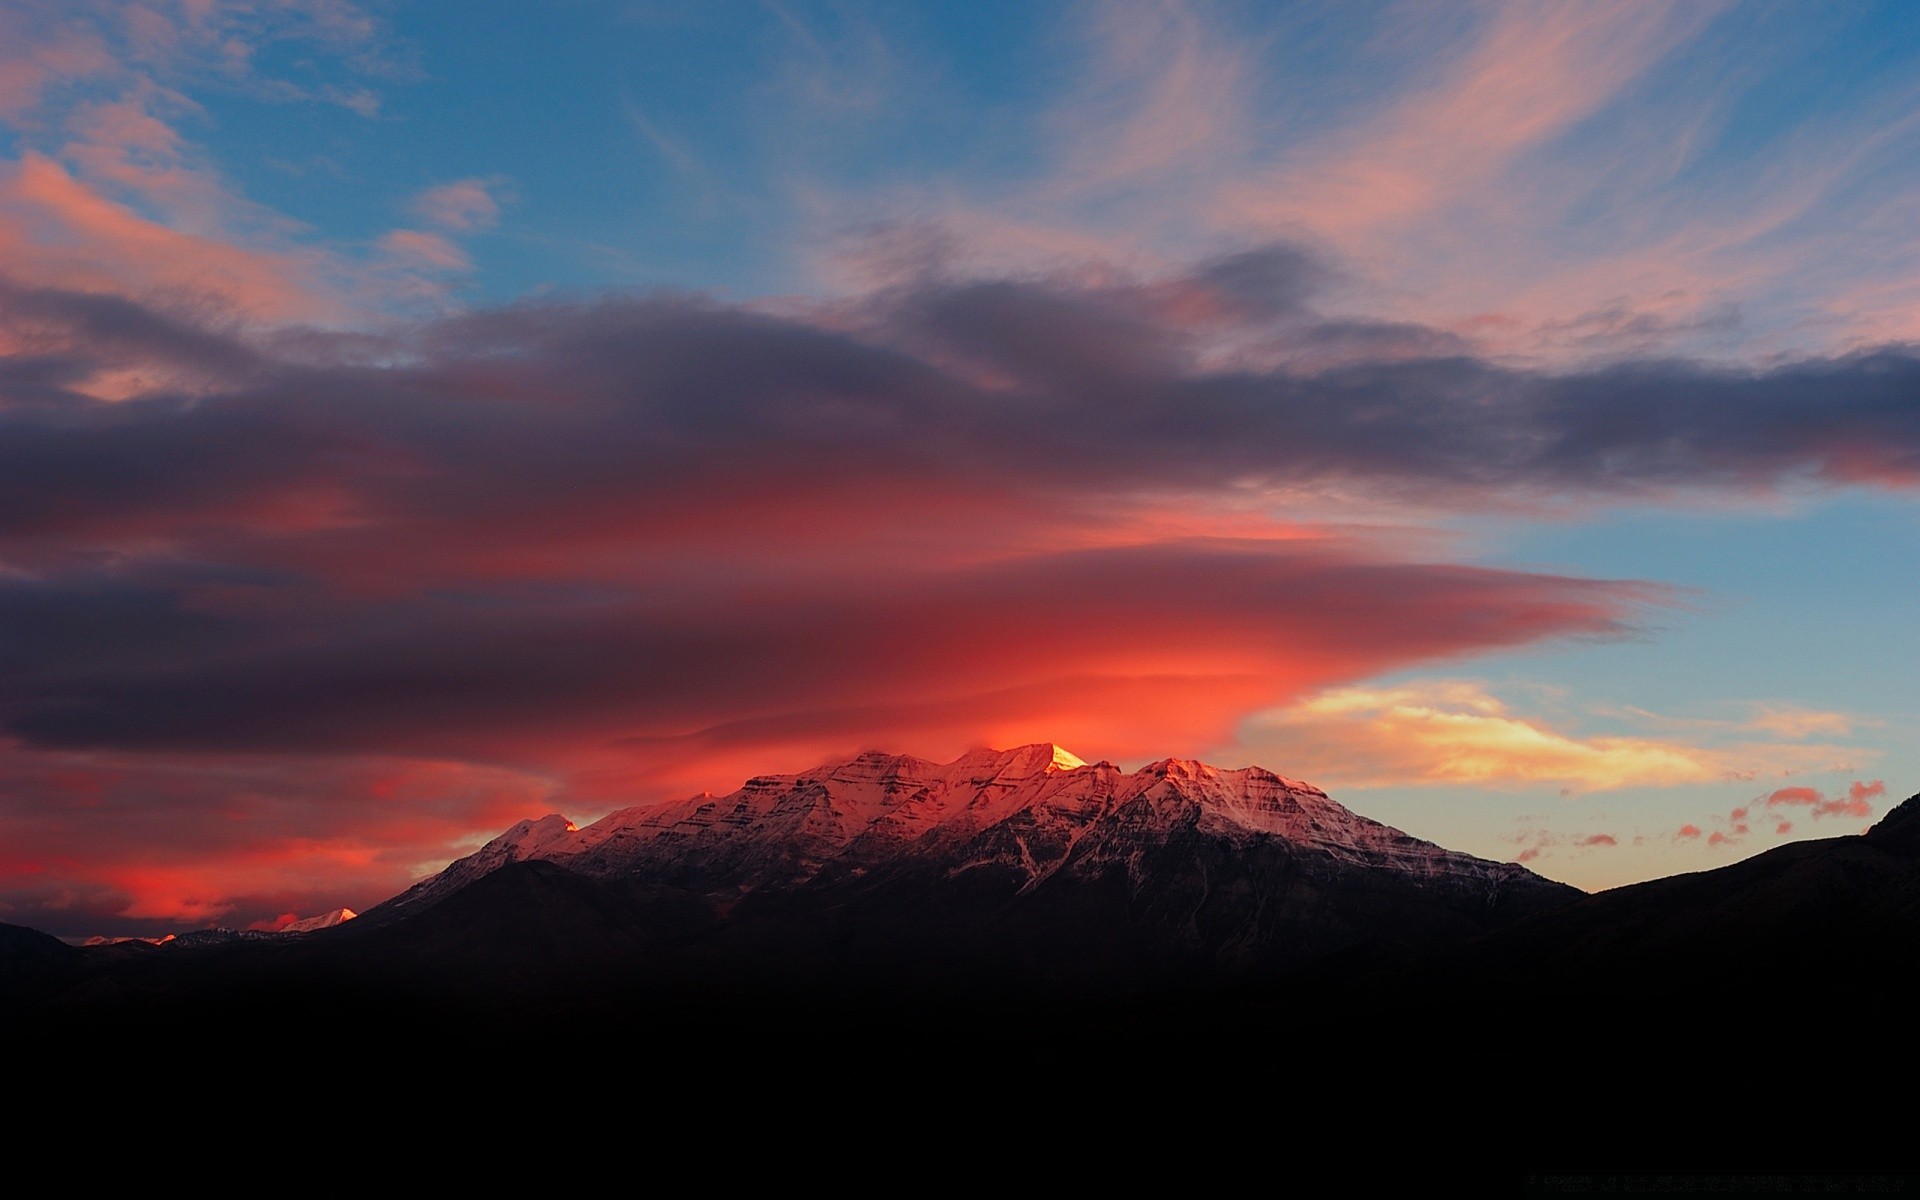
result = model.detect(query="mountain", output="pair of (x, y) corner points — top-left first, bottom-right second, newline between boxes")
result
(1338, 786), (1920, 1013)
(280, 908), (357, 934)
(14, 756), (1914, 1168)
(0, 922), (82, 1001)
(361, 743), (1580, 980)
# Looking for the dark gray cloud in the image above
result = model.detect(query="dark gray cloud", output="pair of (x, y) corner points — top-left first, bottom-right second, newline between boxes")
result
(4, 262), (1917, 559)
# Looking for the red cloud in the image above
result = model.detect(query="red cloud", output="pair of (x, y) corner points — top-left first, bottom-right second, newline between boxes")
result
(1578, 834), (1617, 847)
(1765, 786), (1822, 808)
(1675, 824), (1702, 840)
(1813, 796), (1872, 820)
(1775, 820), (1792, 835)
(0, 744), (561, 937)
(1763, 780), (1883, 821)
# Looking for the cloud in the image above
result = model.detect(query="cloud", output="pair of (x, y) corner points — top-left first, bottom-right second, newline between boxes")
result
(377, 228), (470, 272)
(0, 10), (114, 119)
(1231, 680), (1859, 792)
(1512, 827), (1619, 863)
(1763, 780), (1884, 820)
(1, 240), (1916, 931)
(0, 153), (337, 321)
(411, 179), (504, 232)
(1224, 2), (1710, 243)
(1743, 705), (1857, 739)
(1672, 778), (1886, 857)
(0, 740), (560, 937)
(1764, 786), (1821, 808)
(0, 0), (406, 322)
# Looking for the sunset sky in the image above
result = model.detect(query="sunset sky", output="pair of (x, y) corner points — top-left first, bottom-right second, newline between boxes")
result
(3, 0), (1917, 938)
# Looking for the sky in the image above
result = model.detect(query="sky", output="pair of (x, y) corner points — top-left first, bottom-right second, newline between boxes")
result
(2, 0), (1917, 938)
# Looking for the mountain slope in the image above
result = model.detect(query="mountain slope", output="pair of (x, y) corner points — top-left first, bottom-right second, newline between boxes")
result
(365, 743), (1579, 979)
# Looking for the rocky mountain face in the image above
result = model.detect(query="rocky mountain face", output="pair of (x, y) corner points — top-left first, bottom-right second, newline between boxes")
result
(364, 743), (1580, 978)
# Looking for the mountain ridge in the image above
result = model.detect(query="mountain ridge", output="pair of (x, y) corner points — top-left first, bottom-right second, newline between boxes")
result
(333, 742), (1581, 985)
(373, 742), (1571, 928)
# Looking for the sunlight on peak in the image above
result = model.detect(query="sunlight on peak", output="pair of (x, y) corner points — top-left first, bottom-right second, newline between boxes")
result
(1048, 745), (1087, 771)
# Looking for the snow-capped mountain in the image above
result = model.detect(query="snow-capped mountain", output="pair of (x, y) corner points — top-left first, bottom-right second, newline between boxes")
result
(389, 744), (1544, 908)
(373, 744), (1577, 972)
(281, 908), (357, 934)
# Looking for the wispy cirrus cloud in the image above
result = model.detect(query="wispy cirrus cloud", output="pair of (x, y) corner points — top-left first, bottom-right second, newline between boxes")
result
(0, 0), (454, 321)
(1220, 1), (1716, 245)
(1512, 827), (1622, 864)
(814, 1), (1920, 368)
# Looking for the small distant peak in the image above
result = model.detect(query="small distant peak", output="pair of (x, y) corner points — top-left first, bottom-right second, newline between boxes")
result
(1144, 757), (1211, 779)
(281, 907), (358, 934)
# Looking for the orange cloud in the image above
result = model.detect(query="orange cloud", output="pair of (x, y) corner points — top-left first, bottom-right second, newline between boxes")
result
(1231, 681), (1856, 792)
(0, 153), (333, 320)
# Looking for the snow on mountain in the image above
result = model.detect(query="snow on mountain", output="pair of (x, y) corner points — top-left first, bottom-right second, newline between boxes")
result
(280, 908), (357, 934)
(383, 744), (1550, 917)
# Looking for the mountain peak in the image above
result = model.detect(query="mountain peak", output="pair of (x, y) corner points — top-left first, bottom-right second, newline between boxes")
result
(943, 742), (1086, 777)
(1041, 743), (1087, 771)
(282, 908), (357, 934)
(495, 813), (578, 853)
